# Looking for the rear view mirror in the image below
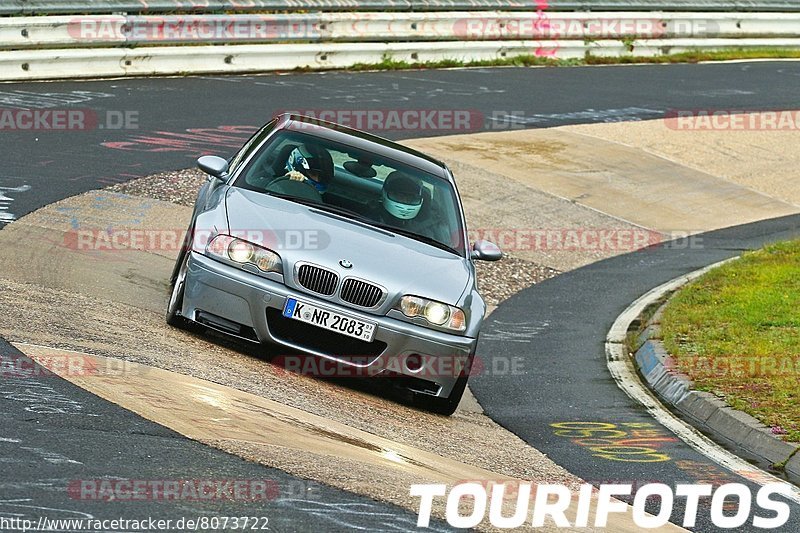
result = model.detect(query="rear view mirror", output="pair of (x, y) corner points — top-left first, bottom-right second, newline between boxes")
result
(471, 240), (502, 261)
(197, 155), (229, 179)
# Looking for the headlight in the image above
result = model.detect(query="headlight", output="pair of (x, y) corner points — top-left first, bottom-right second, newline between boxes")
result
(228, 240), (254, 263)
(206, 235), (282, 274)
(424, 301), (450, 325)
(397, 295), (466, 332)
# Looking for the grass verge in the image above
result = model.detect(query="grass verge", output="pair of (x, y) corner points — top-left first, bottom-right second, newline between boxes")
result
(341, 48), (800, 72)
(660, 240), (800, 443)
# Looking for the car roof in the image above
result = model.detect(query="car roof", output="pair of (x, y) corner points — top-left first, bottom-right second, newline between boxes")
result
(276, 114), (451, 180)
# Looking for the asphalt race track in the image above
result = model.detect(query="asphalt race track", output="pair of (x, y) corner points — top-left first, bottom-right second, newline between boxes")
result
(2, 61), (800, 531)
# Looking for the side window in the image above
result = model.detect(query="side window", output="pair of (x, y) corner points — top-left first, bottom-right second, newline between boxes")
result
(242, 136), (299, 188)
(227, 119), (277, 175)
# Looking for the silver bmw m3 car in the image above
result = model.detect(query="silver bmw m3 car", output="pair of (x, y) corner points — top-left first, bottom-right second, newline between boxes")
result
(166, 114), (501, 415)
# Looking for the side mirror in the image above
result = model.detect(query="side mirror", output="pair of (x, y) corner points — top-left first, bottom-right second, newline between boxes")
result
(471, 240), (502, 261)
(197, 155), (229, 179)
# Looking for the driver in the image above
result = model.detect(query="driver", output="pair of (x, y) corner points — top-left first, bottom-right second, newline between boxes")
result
(371, 171), (450, 245)
(284, 144), (332, 193)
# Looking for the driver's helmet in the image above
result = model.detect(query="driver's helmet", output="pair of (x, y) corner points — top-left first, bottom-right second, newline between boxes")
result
(285, 144), (330, 192)
(382, 171), (423, 220)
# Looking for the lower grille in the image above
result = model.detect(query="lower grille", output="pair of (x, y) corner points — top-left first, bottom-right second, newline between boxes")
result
(340, 278), (385, 308)
(296, 263), (338, 296)
(266, 309), (386, 359)
(195, 310), (259, 342)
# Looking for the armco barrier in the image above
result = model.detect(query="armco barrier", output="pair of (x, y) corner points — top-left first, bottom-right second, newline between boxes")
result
(0, 40), (581, 81)
(4, 12), (800, 48)
(0, 8), (799, 81)
(2, 0), (800, 15)
(2, 37), (799, 81)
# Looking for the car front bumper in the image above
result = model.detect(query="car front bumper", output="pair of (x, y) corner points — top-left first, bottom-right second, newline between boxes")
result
(182, 252), (477, 398)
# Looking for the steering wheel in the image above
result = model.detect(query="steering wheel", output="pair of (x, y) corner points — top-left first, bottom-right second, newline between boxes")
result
(264, 176), (323, 202)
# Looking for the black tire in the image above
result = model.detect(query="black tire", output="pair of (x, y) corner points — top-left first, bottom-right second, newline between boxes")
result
(414, 351), (474, 416)
(169, 222), (194, 287)
(166, 250), (191, 329)
(414, 373), (469, 416)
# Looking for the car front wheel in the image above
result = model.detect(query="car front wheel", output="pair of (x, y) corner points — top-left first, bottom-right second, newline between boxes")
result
(166, 250), (191, 328)
(414, 373), (469, 416)
(414, 351), (474, 416)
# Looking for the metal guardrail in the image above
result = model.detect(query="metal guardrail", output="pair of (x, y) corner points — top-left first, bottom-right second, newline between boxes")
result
(0, 9), (798, 81)
(2, 36), (799, 81)
(0, 39), (800, 80)
(2, 0), (800, 15)
(3, 12), (799, 47)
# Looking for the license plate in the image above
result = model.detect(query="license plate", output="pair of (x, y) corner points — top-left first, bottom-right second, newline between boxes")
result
(283, 298), (376, 342)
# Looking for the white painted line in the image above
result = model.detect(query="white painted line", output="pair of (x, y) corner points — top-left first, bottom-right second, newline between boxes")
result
(605, 258), (800, 505)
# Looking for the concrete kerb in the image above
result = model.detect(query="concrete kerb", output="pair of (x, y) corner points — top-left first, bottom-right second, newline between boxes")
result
(616, 260), (800, 487)
(787, 449), (800, 481)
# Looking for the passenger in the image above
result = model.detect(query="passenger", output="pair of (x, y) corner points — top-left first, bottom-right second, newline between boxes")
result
(370, 171), (450, 246)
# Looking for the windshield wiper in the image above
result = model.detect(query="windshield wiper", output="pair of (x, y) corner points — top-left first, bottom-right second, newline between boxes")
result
(310, 203), (368, 221)
(370, 222), (462, 256)
(264, 192), (321, 208)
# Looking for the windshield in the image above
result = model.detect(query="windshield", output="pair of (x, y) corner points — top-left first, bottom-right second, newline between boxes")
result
(233, 129), (466, 255)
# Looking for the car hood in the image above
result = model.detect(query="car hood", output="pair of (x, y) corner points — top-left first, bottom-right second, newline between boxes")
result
(225, 188), (472, 310)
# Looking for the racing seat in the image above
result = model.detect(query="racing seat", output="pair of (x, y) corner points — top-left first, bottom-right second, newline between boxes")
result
(344, 159), (377, 178)
(415, 187), (434, 222)
(412, 188), (452, 244)
(269, 144), (299, 176)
